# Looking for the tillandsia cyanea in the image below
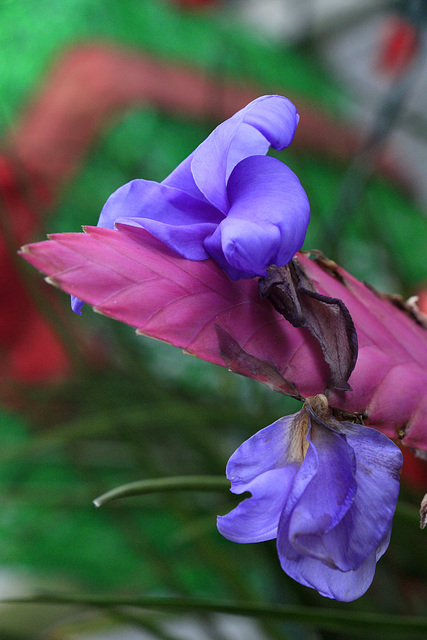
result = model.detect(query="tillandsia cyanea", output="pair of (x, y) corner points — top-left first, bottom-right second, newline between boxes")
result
(20, 95), (426, 601)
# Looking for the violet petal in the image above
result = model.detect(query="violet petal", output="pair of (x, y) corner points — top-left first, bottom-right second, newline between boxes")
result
(334, 424), (402, 566)
(204, 155), (310, 279)
(217, 466), (298, 543)
(277, 538), (378, 602)
(225, 413), (303, 488)
(115, 219), (217, 260)
(286, 424), (357, 568)
(191, 95), (299, 212)
(71, 295), (84, 315)
(98, 179), (221, 228)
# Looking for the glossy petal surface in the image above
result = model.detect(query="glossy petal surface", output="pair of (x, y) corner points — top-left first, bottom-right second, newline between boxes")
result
(204, 155), (310, 279)
(98, 179), (222, 260)
(339, 425), (402, 564)
(224, 415), (298, 486)
(218, 403), (402, 601)
(217, 466), (298, 543)
(278, 541), (379, 602)
(285, 426), (357, 564)
(91, 95), (307, 282)
(191, 95), (299, 212)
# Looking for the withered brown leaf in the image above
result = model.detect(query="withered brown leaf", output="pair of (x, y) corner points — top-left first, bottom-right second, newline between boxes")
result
(259, 259), (358, 392)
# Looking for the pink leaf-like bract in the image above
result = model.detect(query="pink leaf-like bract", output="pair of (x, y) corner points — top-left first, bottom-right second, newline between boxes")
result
(20, 226), (427, 451)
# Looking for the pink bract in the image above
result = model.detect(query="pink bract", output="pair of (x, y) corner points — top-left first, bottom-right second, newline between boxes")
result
(20, 225), (427, 451)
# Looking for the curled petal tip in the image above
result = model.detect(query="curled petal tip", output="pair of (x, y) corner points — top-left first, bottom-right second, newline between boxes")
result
(71, 295), (84, 315)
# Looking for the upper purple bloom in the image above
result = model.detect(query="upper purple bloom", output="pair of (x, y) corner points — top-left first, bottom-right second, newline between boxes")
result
(217, 396), (402, 602)
(72, 95), (309, 314)
(98, 94), (309, 279)
(72, 95), (309, 313)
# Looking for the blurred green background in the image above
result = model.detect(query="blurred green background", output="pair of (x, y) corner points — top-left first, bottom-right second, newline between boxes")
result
(0, 0), (426, 638)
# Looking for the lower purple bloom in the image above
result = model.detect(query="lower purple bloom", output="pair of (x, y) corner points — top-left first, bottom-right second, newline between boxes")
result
(217, 395), (402, 601)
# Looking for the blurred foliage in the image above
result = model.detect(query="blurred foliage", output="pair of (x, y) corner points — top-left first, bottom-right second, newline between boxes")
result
(0, 0), (427, 638)
(0, 0), (341, 134)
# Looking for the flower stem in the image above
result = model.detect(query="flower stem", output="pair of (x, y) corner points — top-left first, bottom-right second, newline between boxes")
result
(93, 475), (230, 507)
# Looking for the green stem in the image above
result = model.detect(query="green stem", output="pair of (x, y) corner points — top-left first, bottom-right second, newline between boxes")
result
(2, 594), (427, 636)
(93, 476), (230, 507)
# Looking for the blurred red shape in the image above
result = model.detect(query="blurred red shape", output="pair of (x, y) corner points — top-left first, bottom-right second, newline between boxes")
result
(378, 16), (419, 76)
(0, 155), (70, 383)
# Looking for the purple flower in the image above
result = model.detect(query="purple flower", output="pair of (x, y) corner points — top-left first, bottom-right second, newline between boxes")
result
(98, 95), (309, 277)
(217, 395), (402, 602)
(72, 95), (309, 314)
